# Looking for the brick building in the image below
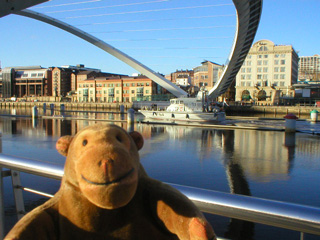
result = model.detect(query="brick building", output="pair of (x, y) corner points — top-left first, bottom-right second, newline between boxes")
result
(77, 75), (167, 103)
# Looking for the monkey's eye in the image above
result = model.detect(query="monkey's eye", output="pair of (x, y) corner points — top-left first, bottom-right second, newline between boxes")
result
(116, 135), (122, 143)
(82, 139), (88, 146)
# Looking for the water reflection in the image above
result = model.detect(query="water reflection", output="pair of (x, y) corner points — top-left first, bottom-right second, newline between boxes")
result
(0, 115), (320, 239)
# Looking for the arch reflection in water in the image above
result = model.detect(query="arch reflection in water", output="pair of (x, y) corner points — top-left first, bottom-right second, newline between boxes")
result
(0, 117), (320, 239)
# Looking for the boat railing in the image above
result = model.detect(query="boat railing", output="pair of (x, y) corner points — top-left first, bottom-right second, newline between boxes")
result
(0, 153), (319, 240)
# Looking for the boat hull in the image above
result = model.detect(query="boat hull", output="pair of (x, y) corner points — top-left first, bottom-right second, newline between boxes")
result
(139, 110), (226, 122)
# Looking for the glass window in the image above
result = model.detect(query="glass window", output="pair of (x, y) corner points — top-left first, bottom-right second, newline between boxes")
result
(274, 67), (279, 72)
(281, 60), (286, 65)
(247, 68), (251, 73)
(280, 67), (285, 72)
(241, 68), (246, 73)
(257, 74), (262, 79)
(274, 74), (279, 79)
(274, 60), (279, 65)
(263, 60), (268, 65)
(257, 68), (262, 72)
(257, 60), (262, 66)
(263, 67), (268, 72)
(264, 55), (268, 58)
(275, 54), (279, 58)
(280, 74), (285, 79)
(247, 61), (251, 66)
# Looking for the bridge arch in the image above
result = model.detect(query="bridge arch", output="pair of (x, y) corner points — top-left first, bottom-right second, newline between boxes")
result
(2, 0), (262, 99)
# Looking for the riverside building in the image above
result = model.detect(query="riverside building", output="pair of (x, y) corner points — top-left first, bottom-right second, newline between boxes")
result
(235, 40), (299, 104)
(77, 75), (168, 103)
(298, 54), (320, 82)
(0, 66), (52, 98)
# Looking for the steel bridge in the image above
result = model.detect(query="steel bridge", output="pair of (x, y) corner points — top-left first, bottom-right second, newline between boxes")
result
(0, 0), (262, 100)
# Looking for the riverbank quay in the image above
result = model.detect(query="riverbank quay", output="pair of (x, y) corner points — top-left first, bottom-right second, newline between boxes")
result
(225, 105), (318, 116)
(1, 111), (319, 135)
(0, 101), (319, 116)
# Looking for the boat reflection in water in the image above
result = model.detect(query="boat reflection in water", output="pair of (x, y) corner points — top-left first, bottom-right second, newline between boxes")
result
(0, 115), (320, 239)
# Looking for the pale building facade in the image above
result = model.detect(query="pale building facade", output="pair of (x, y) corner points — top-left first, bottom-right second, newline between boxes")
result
(235, 40), (299, 104)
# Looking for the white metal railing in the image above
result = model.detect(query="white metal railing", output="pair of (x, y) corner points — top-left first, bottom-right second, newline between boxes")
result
(0, 154), (320, 240)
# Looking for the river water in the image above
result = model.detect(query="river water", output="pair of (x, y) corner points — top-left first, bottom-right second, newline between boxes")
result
(0, 108), (319, 239)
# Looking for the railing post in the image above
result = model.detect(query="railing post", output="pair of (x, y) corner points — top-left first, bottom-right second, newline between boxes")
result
(11, 170), (25, 220)
(0, 167), (5, 239)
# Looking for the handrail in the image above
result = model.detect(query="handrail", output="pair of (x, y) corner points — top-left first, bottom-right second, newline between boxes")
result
(0, 153), (320, 237)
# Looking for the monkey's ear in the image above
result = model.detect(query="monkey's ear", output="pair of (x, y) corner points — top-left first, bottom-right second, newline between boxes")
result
(129, 131), (144, 151)
(56, 136), (74, 156)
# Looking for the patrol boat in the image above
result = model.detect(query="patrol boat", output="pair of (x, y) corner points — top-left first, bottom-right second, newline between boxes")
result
(138, 96), (226, 122)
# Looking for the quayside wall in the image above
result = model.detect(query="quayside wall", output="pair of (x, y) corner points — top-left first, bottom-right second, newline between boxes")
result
(0, 102), (318, 115)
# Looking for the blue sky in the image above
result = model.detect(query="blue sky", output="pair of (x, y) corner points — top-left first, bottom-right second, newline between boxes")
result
(0, 0), (319, 75)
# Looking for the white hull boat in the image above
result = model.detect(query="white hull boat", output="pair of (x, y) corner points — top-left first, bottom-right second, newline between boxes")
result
(139, 97), (226, 122)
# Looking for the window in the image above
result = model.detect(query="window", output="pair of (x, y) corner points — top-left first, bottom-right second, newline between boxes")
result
(247, 61), (252, 66)
(132, 83), (135, 86)
(280, 67), (285, 72)
(258, 46), (268, 51)
(241, 82), (245, 86)
(241, 68), (246, 73)
(280, 74), (285, 79)
(263, 74), (268, 79)
(281, 60), (286, 65)
(246, 75), (251, 80)
(31, 73), (37, 77)
(38, 73), (44, 77)
(264, 55), (268, 58)
(247, 68), (251, 73)
(258, 55), (263, 59)
(274, 60), (279, 65)
(275, 54), (279, 58)
(263, 60), (268, 65)
(241, 75), (245, 80)
(263, 67), (268, 72)
(146, 83), (150, 86)
(131, 90), (135, 93)
(281, 54), (286, 58)
(257, 68), (262, 73)
(280, 81), (285, 86)
(274, 74), (279, 79)
(257, 60), (262, 66)
(257, 74), (262, 79)
(274, 67), (279, 72)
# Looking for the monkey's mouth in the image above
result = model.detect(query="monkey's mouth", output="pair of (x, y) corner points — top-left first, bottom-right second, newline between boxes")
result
(81, 168), (135, 186)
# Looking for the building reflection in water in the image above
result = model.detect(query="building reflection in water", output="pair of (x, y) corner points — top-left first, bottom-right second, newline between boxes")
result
(1, 117), (320, 239)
